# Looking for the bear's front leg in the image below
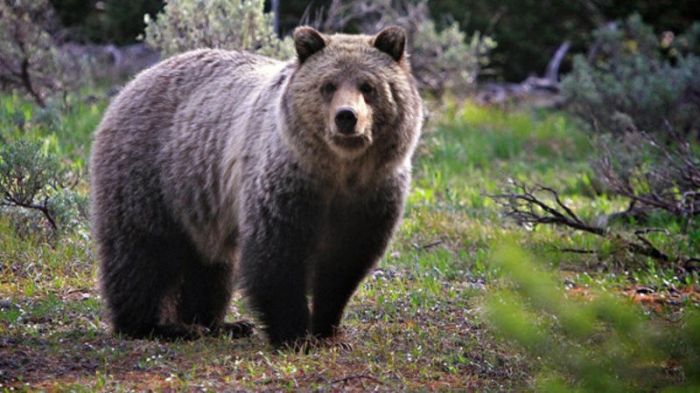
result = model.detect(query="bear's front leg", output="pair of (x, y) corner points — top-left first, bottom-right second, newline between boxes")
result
(239, 177), (322, 348)
(311, 177), (406, 339)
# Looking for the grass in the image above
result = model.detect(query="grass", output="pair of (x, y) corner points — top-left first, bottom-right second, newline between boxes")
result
(0, 94), (698, 391)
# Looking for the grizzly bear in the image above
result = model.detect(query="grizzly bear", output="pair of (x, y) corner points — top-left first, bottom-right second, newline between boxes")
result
(90, 26), (422, 347)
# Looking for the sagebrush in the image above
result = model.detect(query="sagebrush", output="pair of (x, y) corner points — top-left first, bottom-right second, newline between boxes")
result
(143, 0), (293, 59)
(561, 14), (700, 136)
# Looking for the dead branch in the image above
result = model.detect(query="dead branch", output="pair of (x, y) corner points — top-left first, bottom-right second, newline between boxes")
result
(593, 132), (700, 223)
(631, 230), (670, 262)
(557, 248), (597, 255)
(415, 239), (444, 250)
(0, 0), (69, 106)
(545, 41), (571, 83)
(491, 180), (605, 236)
(476, 41), (569, 106)
(331, 373), (385, 386)
(490, 180), (686, 266)
(18, 41), (46, 107)
(2, 193), (57, 231)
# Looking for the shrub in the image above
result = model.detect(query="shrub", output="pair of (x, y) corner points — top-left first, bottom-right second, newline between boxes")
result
(561, 14), (700, 136)
(592, 132), (700, 225)
(485, 243), (700, 392)
(559, 15), (700, 225)
(0, 0), (77, 106)
(142, 0), (293, 59)
(0, 138), (85, 235)
(0, 139), (62, 230)
(410, 18), (493, 95)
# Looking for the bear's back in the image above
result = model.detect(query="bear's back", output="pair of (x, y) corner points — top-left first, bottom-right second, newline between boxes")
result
(90, 50), (285, 247)
(96, 49), (280, 144)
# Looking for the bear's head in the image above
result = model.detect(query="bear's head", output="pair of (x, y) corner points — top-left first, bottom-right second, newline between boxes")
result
(283, 26), (422, 166)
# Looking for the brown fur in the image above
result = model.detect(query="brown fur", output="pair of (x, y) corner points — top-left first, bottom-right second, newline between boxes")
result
(90, 26), (422, 346)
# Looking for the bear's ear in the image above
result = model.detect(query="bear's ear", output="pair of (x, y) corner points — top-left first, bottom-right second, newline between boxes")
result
(373, 26), (406, 62)
(293, 26), (327, 63)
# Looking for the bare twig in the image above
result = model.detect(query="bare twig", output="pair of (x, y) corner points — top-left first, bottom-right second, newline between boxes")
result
(491, 180), (605, 236)
(545, 41), (571, 82)
(632, 230), (671, 262)
(558, 248), (597, 255)
(2, 193), (57, 230)
(491, 180), (689, 266)
(331, 373), (385, 386)
(593, 132), (700, 222)
(18, 45), (46, 107)
(0, 0), (77, 104)
(415, 239), (443, 250)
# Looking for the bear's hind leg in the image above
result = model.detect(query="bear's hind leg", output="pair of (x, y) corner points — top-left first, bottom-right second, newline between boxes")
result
(176, 257), (254, 338)
(100, 232), (204, 340)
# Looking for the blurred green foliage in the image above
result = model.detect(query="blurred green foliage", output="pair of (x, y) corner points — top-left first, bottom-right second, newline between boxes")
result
(486, 242), (700, 392)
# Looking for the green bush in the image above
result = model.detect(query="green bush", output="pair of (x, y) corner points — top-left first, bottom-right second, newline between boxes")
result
(0, 95), (90, 238)
(409, 16), (493, 95)
(485, 243), (700, 392)
(0, 139), (62, 231)
(142, 0), (293, 59)
(559, 15), (700, 224)
(561, 14), (700, 136)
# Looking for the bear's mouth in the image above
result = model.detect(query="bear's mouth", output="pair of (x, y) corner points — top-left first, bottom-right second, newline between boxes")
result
(330, 133), (371, 151)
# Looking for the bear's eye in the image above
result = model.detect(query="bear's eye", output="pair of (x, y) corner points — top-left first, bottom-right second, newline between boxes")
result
(321, 82), (337, 96)
(359, 82), (375, 96)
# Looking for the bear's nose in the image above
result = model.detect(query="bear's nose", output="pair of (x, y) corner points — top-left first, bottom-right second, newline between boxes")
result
(335, 108), (358, 134)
